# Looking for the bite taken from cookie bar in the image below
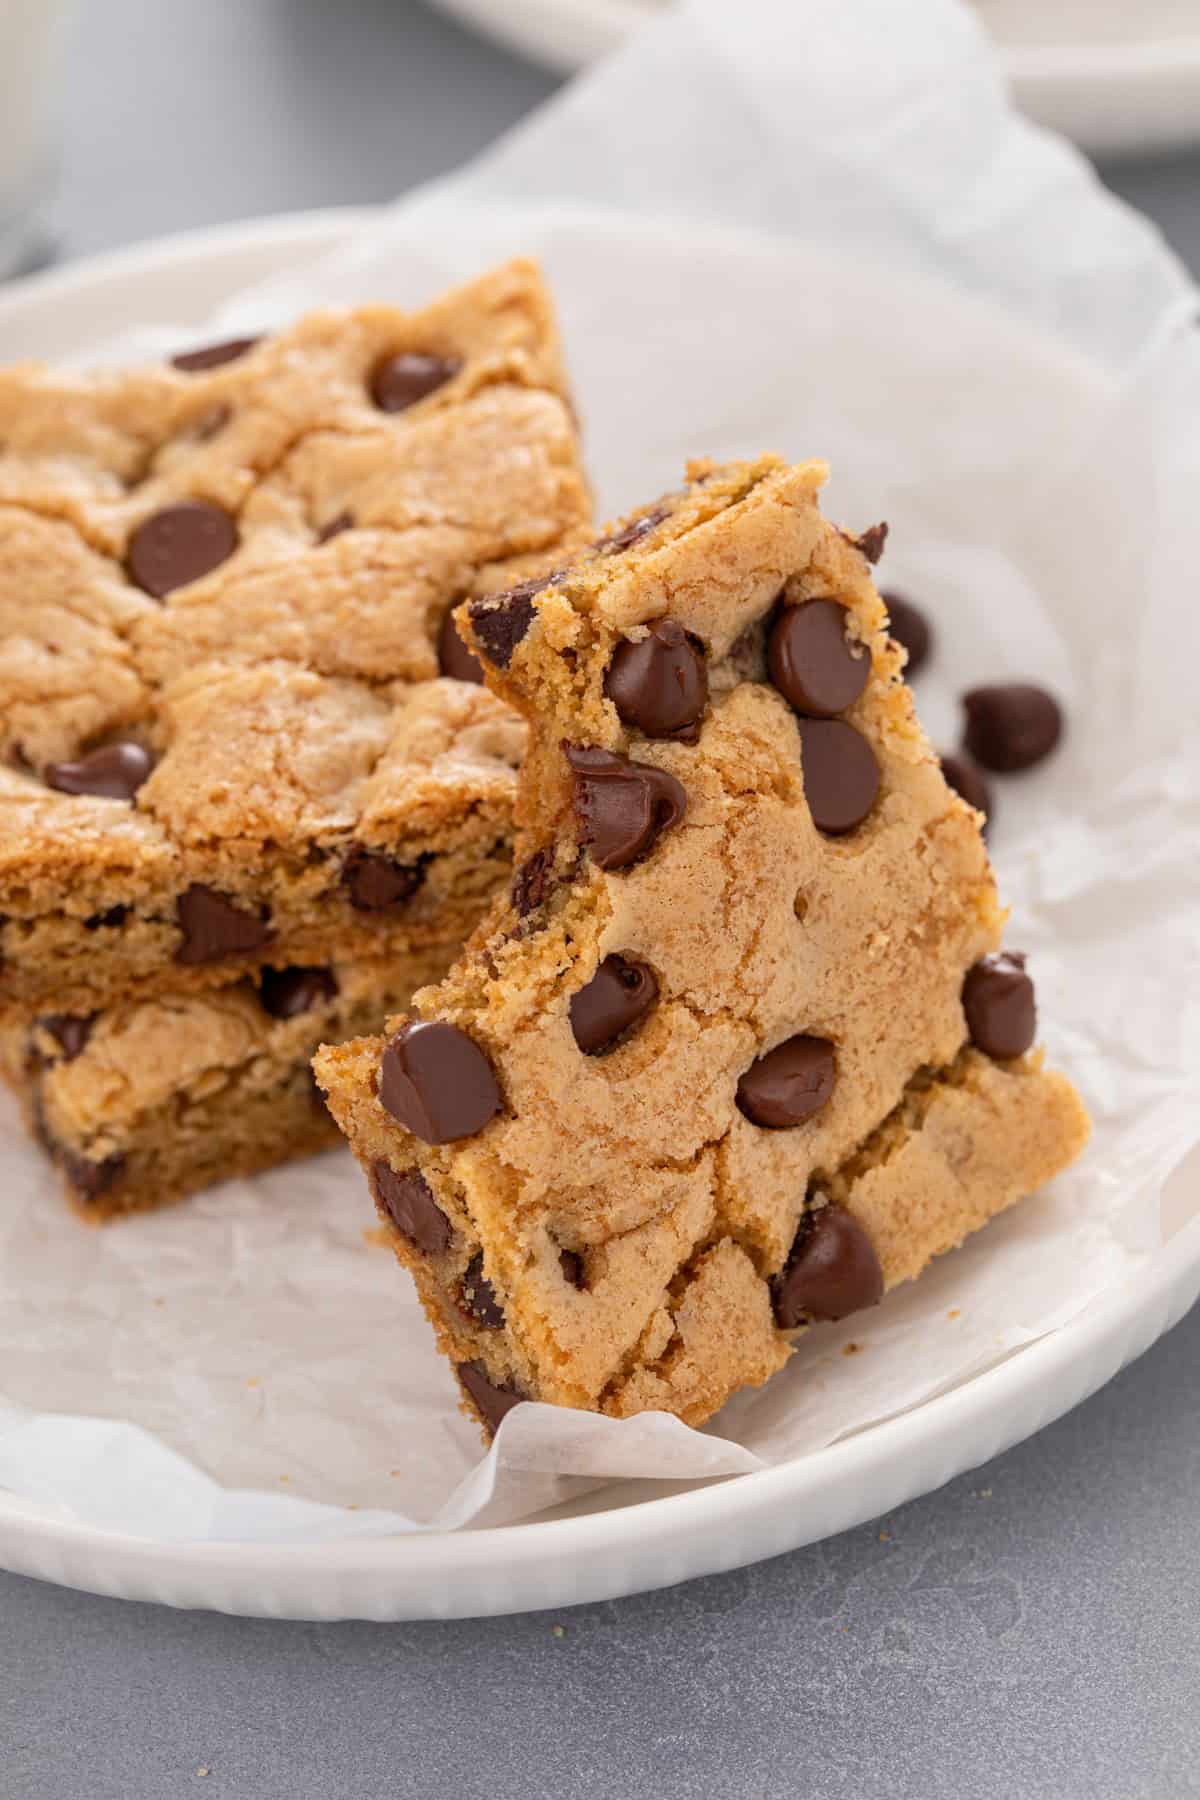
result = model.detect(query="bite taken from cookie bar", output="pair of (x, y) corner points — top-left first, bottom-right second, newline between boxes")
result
(315, 457), (1090, 1438)
(0, 259), (591, 1013)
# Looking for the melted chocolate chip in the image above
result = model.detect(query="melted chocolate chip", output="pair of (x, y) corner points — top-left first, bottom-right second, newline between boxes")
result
(796, 719), (879, 836)
(727, 621), (766, 684)
(461, 1254), (504, 1328)
(592, 506), (669, 556)
(85, 904), (130, 931)
(511, 847), (555, 917)
(315, 510), (354, 545)
(604, 619), (708, 738)
(175, 885), (272, 965)
(457, 1361), (523, 1435)
(569, 954), (658, 1055)
(565, 745), (686, 871)
(736, 1034), (836, 1128)
(882, 591), (932, 676)
(171, 336), (260, 373)
(467, 579), (543, 669)
(342, 850), (424, 913)
(962, 952), (1036, 1059)
(962, 684), (1063, 773)
(370, 351), (460, 413)
(372, 1160), (451, 1255)
(437, 604), (484, 685)
(36, 1014), (94, 1061)
(379, 1019), (502, 1144)
(853, 522), (889, 564)
(559, 1248), (585, 1289)
(767, 600), (870, 719)
(191, 404), (231, 444)
(773, 1204), (884, 1327)
(44, 741), (155, 802)
(61, 1147), (128, 1204)
(941, 750), (992, 826)
(258, 965), (338, 1020)
(126, 500), (239, 598)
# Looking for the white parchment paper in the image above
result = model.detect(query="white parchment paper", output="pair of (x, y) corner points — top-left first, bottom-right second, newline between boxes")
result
(1, 0), (1198, 1541)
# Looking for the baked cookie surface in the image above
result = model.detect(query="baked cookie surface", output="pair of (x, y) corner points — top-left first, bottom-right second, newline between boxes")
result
(0, 260), (591, 1013)
(316, 457), (1089, 1435)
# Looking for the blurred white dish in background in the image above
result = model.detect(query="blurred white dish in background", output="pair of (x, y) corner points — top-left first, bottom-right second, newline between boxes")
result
(428, 0), (1200, 157)
(976, 0), (1197, 49)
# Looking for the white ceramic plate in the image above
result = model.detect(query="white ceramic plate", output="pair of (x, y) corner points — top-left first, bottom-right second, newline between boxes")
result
(0, 209), (1197, 1621)
(429, 0), (1200, 158)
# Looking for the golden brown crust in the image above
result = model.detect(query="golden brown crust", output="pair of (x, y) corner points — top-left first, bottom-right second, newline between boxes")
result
(0, 261), (591, 1013)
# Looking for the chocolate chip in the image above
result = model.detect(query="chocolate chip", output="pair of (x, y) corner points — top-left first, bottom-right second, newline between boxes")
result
(315, 510), (354, 545)
(962, 684), (1063, 773)
(171, 336), (260, 373)
(308, 1066), (331, 1114)
(175, 885), (272, 965)
(592, 506), (668, 556)
(379, 1019), (501, 1144)
(941, 750), (992, 826)
(565, 745), (687, 871)
(372, 1160), (451, 1255)
(467, 579), (543, 669)
(570, 954), (658, 1054)
(604, 619), (708, 737)
(457, 1361), (523, 1435)
(511, 846), (555, 917)
(559, 1248), (585, 1289)
(44, 742), (155, 802)
(36, 1014), (94, 1061)
(437, 604), (484, 685)
(61, 1147), (127, 1204)
(342, 850), (424, 912)
(796, 719), (879, 835)
(461, 1254), (504, 1328)
(962, 952), (1036, 1059)
(85, 904), (130, 930)
(736, 1034), (836, 1128)
(727, 621), (766, 683)
(126, 500), (238, 598)
(882, 591), (932, 676)
(773, 1204), (884, 1327)
(767, 600), (870, 719)
(853, 522), (889, 564)
(258, 965), (338, 1020)
(191, 404), (231, 443)
(370, 351), (460, 414)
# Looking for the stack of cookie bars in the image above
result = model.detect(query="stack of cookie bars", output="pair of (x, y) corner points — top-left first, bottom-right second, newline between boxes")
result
(1, 257), (1089, 1440)
(0, 261), (591, 1217)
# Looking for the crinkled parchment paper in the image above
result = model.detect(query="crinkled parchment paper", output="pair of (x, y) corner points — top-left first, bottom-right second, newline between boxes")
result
(1, 0), (1197, 1539)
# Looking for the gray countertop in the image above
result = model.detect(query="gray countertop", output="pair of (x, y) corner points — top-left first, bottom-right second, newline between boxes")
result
(4, 5), (1199, 1797)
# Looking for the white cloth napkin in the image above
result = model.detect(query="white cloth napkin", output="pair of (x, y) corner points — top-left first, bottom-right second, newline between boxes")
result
(1, 0), (1198, 1541)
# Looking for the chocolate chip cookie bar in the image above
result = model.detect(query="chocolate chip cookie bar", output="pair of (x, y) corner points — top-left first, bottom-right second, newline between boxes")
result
(315, 457), (1090, 1436)
(0, 260), (590, 1013)
(0, 945), (456, 1220)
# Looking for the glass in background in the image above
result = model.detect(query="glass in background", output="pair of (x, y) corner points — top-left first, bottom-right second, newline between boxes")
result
(0, 0), (73, 279)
